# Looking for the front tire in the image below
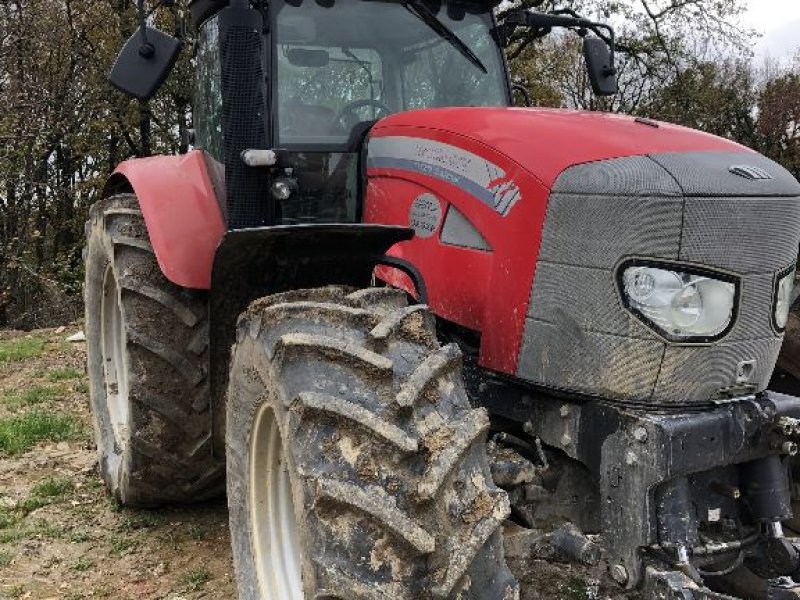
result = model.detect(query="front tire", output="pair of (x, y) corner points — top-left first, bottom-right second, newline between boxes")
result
(84, 194), (224, 506)
(226, 286), (519, 599)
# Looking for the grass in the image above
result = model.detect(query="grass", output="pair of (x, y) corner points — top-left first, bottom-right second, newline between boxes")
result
(46, 367), (82, 382)
(0, 410), (83, 455)
(69, 530), (93, 543)
(180, 567), (212, 591)
(71, 556), (94, 572)
(2, 385), (59, 411)
(0, 507), (19, 530)
(188, 523), (209, 540)
(15, 477), (75, 514)
(31, 477), (74, 499)
(120, 511), (164, 531)
(0, 337), (46, 363)
(108, 534), (137, 556)
(0, 549), (11, 567)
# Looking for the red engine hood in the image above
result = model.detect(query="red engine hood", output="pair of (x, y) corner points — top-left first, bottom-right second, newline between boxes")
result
(372, 107), (752, 188)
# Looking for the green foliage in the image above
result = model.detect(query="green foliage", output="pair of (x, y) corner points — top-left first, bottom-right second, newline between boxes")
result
(0, 337), (46, 363)
(47, 367), (83, 382)
(180, 567), (212, 591)
(0, 411), (83, 455)
(2, 386), (59, 411)
(31, 478), (74, 500)
(71, 556), (95, 572)
(0, 549), (12, 567)
(0, 0), (191, 329)
(119, 511), (164, 531)
(108, 534), (137, 556)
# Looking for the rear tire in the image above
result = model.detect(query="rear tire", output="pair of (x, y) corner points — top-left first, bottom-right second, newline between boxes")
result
(84, 194), (224, 506)
(226, 286), (519, 599)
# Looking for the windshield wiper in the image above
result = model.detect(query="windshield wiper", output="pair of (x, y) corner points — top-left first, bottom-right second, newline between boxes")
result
(403, 0), (487, 73)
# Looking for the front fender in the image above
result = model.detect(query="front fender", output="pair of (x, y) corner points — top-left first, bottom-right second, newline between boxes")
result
(209, 224), (413, 454)
(105, 150), (225, 289)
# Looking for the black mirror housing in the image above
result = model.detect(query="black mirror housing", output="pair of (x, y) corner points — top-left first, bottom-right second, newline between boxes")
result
(583, 37), (617, 97)
(109, 26), (182, 101)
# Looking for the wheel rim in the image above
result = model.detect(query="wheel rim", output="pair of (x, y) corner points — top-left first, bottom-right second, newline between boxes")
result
(100, 265), (129, 449)
(250, 404), (304, 599)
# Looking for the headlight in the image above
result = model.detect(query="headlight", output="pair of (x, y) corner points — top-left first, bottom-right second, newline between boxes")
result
(774, 268), (796, 332)
(620, 263), (738, 341)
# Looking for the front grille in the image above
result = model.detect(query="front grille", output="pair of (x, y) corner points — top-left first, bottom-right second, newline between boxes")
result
(517, 151), (800, 406)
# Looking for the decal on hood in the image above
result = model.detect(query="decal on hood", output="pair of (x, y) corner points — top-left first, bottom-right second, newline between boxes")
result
(368, 136), (521, 216)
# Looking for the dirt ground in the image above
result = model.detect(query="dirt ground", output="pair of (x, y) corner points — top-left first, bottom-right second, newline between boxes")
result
(0, 327), (631, 600)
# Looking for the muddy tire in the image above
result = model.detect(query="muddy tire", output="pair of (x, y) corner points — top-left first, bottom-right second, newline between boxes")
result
(84, 194), (224, 506)
(226, 286), (519, 599)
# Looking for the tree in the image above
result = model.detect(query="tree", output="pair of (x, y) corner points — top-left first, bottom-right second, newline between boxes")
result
(0, 0), (191, 328)
(504, 0), (751, 112)
(757, 69), (800, 179)
(639, 58), (758, 146)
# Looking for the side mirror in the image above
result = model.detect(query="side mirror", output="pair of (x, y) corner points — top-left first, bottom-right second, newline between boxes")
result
(583, 37), (617, 97)
(109, 26), (181, 101)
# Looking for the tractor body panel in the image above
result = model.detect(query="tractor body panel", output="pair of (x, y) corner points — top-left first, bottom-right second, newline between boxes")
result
(365, 107), (800, 403)
(108, 150), (225, 289)
(521, 150), (800, 405)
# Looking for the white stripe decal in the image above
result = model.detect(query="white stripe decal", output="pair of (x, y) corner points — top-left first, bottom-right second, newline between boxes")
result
(368, 136), (522, 216)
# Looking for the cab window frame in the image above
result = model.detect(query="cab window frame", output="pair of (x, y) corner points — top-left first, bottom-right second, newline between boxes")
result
(267, 0), (511, 153)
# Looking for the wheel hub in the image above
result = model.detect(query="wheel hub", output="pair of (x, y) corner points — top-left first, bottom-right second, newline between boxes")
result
(250, 404), (303, 599)
(100, 265), (129, 449)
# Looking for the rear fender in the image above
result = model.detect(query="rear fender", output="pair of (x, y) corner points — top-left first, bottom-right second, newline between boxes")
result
(209, 224), (413, 454)
(104, 150), (226, 289)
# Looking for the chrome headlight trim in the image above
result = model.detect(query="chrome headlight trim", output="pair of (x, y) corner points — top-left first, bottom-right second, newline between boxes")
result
(616, 258), (741, 344)
(773, 265), (796, 334)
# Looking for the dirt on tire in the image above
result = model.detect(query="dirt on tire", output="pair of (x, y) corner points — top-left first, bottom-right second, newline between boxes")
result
(226, 286), (517, 599)
(84, 194), (223, 506)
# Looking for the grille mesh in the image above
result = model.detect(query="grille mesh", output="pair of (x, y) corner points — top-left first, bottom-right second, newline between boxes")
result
(220, 15), (269, 229)
(518, 151), (800, 406)
(528, 263), (642, 338)
(518, 319), (664, 401)
(680, 196), (800, 273)
(552, 155), (682, 197)
(653, 338), (783, 403)
(537, 194), (683, 269)
(650, 152), (800, 198)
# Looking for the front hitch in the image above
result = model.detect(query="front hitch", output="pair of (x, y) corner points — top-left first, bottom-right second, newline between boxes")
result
(510, 390), (800, 596)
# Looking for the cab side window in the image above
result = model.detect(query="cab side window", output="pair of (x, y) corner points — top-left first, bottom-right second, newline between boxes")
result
(194, 16), (224, 161)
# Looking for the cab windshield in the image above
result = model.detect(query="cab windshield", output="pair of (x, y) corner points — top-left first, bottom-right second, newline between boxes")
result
(274, 0), (509, 148)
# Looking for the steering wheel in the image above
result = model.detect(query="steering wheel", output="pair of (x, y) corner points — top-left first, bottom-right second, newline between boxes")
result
(334, 99), (393, 130)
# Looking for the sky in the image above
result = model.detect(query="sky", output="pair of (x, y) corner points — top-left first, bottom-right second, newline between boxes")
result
(743, 0), (800, 60)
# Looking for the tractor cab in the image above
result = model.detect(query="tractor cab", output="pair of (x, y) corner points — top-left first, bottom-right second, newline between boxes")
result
(111, 0), (616, 229)
(191, 0), (511, 225)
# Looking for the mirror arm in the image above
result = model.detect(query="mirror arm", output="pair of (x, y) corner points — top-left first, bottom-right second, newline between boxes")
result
(512, 83), (532, 107)
(137, 0), (155, 58)
(500, 9), (616, 71)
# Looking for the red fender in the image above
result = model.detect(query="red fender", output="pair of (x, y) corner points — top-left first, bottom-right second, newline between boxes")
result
(106, 151), (225, 290)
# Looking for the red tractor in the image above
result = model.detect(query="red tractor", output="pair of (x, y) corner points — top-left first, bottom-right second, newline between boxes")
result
(87, 0), (800, 598)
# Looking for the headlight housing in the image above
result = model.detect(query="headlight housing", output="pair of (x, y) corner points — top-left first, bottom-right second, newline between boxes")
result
(774, 267), (796, 332)
(619, 261), (739, 342)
